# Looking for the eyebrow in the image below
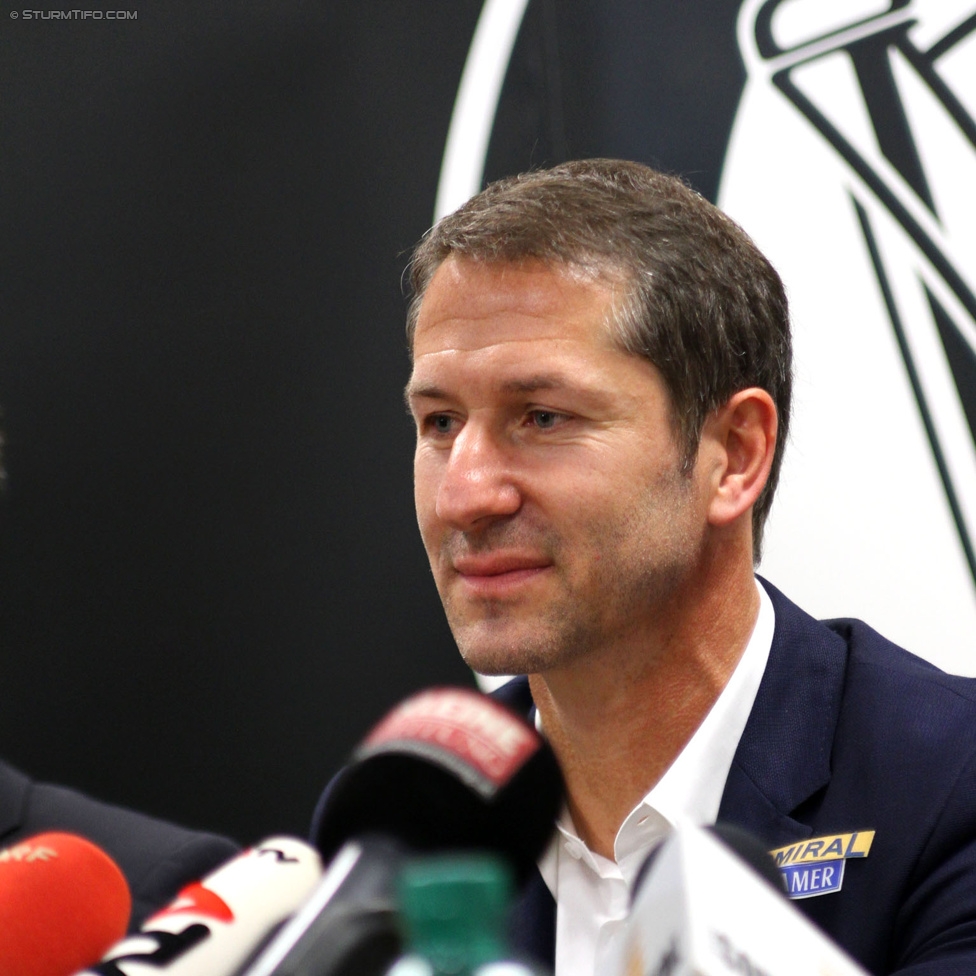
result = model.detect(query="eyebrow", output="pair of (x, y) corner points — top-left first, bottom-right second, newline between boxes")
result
(500, 373), (575, 394)
(404, 372), (575, 407)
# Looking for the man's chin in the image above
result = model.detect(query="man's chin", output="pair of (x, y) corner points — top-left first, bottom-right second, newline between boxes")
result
(470, 661), (524, 679)
(454, 632), (567, 678)
(458, 646), (526, 677)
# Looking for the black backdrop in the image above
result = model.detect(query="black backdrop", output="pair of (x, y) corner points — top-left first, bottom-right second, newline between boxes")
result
(0, 0), (746, 844)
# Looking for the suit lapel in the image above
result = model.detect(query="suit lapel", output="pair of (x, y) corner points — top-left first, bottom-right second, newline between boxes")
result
(510, 871), (557, 965)
(0, 759), (30, 844)
(717, 579), (849, 846)
(491, 678), (556, 960)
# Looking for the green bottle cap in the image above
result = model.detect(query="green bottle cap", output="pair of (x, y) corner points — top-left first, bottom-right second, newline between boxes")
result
(397, 853), (513, 975)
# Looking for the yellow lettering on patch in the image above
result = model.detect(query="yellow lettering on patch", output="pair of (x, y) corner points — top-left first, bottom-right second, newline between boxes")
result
(770, 830), (875, 865)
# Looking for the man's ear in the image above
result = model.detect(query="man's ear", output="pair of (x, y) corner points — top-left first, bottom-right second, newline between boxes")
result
(701, 388), (778, 528)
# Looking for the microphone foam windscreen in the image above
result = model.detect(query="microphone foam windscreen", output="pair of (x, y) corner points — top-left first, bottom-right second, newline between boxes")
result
(0, 831), (131, 976)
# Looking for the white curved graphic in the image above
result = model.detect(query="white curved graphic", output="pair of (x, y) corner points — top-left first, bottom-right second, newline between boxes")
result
(721, 0), (976, 673)
(435, 0), (531, 220)
(436, 0), (976, 675)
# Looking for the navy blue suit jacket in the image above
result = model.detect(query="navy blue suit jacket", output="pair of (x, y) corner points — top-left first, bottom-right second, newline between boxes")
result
(0, 759), (239, 930)
(494, 580), (976, 975)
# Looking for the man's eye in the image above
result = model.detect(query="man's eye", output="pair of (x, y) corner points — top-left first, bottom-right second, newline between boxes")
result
(528, 410), (563, 429)
(428, 414), (456, 434)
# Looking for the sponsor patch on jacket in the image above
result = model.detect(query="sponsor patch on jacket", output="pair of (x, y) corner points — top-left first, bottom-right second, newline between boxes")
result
(769, 831), (875, 900)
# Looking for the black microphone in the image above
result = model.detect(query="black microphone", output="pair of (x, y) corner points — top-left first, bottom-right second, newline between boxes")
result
(238, 686), (564, 976)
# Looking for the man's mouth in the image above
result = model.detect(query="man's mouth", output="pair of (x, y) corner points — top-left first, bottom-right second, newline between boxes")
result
(450, 553), (553, 595)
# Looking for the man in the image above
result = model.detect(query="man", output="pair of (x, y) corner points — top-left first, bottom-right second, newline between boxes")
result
(0, 758), (239, 929)
(403, 159), (976, 975)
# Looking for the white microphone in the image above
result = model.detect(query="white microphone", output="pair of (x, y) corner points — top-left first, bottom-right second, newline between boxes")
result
(614, 822), (868, 976)
(79, 836), (322, 975)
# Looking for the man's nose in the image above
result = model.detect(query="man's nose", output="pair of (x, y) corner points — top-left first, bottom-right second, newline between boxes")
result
(435, 423), (521, 530)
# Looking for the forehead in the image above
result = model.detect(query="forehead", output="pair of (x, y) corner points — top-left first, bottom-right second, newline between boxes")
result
(411, 256), (619, 358)
(407, 257), (672, 415)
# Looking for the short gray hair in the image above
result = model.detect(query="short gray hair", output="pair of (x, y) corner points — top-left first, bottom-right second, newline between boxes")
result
(406, 159), (792, 561)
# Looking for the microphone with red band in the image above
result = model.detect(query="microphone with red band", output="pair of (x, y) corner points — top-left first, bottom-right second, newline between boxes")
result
(78, 836), (322, 976)
(240, 686), (564, 976)
(314, 686), (562, 884)
(0, 831), (131, 976)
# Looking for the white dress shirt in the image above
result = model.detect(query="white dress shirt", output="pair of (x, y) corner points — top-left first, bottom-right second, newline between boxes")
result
(537, 580), (775, 976)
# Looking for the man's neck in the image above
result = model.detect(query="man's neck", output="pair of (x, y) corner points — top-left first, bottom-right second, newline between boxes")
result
(528, 556), (761, 859)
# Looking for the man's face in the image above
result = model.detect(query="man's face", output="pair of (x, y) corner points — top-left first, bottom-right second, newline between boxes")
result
(407, 257), (710, 676)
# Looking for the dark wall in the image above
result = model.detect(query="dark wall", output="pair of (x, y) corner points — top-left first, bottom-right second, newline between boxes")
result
(0, 0), (745, 844)
(0, 1), (487, 843)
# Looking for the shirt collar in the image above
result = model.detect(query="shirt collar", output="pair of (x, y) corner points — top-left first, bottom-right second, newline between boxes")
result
(539, 577), (776, 889)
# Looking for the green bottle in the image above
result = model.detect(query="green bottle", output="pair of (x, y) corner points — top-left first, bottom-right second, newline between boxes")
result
(386, 853), (552, 976)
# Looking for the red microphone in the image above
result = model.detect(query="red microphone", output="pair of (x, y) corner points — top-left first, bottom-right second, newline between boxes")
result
(0, 831), (131, 976)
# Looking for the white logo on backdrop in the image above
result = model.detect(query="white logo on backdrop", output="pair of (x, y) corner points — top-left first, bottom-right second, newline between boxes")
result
(441, 0), (976, 675)
(720, 0), (976, 672)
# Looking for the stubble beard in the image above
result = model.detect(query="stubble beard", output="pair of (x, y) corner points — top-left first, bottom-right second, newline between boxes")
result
(448, 589), (597, 676)
(436, 473), (700, 677)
